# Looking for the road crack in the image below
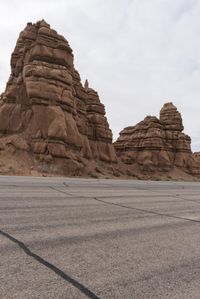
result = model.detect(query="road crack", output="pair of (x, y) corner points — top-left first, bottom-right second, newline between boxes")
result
(92, 197), (200, 224)
(0, 229), (101, 299)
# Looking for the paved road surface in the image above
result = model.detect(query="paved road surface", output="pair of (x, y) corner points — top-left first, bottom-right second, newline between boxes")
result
(1, 176), (200, 299)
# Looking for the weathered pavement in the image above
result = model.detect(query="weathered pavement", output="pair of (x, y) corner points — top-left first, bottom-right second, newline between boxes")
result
(1, 176), (200, 299)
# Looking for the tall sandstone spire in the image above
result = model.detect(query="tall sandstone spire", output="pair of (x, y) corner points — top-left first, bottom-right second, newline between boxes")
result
(0, 20), (116, 175)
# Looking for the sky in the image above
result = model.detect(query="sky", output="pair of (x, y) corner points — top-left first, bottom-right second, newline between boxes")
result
(0, 0), (200, 151)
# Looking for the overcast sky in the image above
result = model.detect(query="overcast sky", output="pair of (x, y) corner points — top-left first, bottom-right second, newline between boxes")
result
(0, 0), (200, 151)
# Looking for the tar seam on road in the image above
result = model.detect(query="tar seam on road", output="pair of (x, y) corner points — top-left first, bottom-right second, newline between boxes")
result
(0, 230), (101, 299)
(53, 183), (200, 223)
(92, 197), (200, 224)
(130, 185), (200, 205)
(62, 182), (200, 205)
(48, 186), (75, 197)
(60, 183), (200, 219)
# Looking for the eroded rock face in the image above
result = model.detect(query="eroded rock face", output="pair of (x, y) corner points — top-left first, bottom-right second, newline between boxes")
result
(0, 20), (116, 176)
(114, 102), (193, 173)
(0, 20), (199, 180)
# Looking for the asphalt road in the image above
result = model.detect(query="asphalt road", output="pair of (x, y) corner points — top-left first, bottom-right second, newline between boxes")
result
(1, 176), (200, 299)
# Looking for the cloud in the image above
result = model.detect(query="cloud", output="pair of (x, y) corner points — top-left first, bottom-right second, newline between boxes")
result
(0, 0), (200, 151)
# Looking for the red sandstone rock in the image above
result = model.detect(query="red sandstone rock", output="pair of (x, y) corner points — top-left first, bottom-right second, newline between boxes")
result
(114, 102), (194, 174)
(0, 20), (116, 176)
(0, 20), (199, 180)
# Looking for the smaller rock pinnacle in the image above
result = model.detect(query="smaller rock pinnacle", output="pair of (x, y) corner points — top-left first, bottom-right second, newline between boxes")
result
(84, 79), (89, 90)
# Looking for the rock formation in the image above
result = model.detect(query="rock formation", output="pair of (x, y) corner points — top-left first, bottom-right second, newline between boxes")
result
(0, 20), (200, 180)
(115, 102), (200, 176)
(0, 20), (116, 176)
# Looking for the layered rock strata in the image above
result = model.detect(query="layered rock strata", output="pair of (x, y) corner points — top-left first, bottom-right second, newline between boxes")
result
(115, 102), (197, 174)
(0, 20), (116, 175)
(0, 20), (200, 179)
